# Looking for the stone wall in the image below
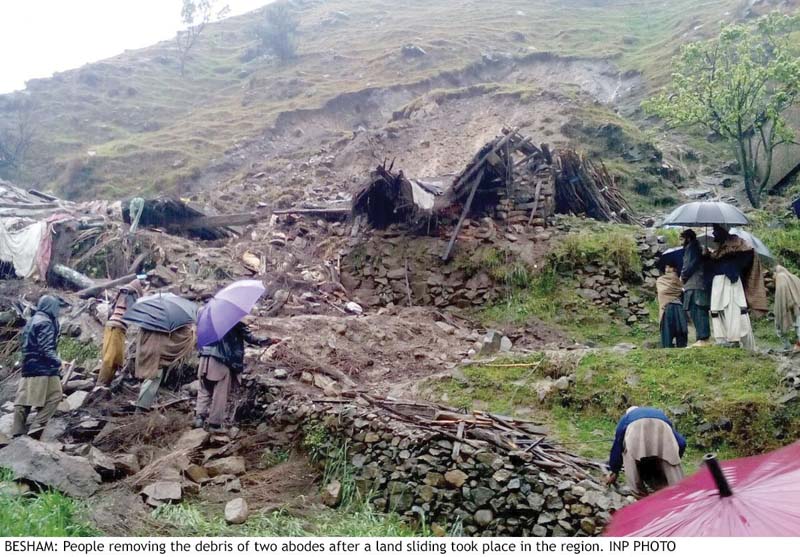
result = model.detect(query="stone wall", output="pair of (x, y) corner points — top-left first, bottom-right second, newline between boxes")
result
(268, 398), (634, 537)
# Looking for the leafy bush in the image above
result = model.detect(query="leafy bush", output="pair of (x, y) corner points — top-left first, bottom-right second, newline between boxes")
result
(58, 337), (100, 367)
(256, 2), (299, 62)
(549, 229), (642, 278)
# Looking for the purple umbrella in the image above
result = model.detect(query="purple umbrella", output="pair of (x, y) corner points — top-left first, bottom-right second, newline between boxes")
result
(197, 280), (265, 347)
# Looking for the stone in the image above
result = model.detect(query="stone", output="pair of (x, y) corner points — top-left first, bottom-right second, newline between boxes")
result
(554, 376), (570, 391)
(537, 512), (555, 525)
(345, 302), (363, 315)
(141, 481), (182, 506)
(479, 330), (504, 355)
(111, 454), (140, 475)
(492, 469), (512, 483)
(205, 456), (246, 477)
(434, 321), (456, 335)
(321, 480), (342, 507)
(472, 486), (494, 506)
(88, 447), (117, 476)
(444, 469), (469, 488)
(185, 464), (210, 484)
(424, 472), (445, 487)
(500, 336), (513, 352)
(273, 368), (288, 380)
(0, 437), (100, 498)
(474, 509), (493, 527)
(175, 428), (210, 451)
(225, 498), (249, 525)
(526, 493), (545, 509)
(778, 391), (799, 405)
(0, 480), (31, 497)
(580, 517), (596, 534)
(532, 525), (548, 536)
(364, 432), (380, 443)
(65, 391), (89, 411)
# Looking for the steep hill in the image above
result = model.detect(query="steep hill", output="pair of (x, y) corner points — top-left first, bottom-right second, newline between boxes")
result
(0, 0), (791, 206)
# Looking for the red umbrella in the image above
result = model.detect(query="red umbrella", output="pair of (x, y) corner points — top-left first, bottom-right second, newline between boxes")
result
(605, 442), (800, 536)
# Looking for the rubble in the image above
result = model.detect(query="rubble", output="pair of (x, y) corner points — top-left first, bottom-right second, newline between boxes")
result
(141, 481), (183, 506)
(0, 437), (101, 498)
(267, 394), (633, 536)
(205, 456), (246, 477)
(321, 480), (342, 507)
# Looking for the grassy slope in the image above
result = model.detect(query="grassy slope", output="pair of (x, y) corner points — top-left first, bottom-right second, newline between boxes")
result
(4, 0), (742, 198)
(428, 347), (797, 473)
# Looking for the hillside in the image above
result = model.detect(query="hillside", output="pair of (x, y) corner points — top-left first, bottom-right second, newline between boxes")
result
(0, 0), (777, 207)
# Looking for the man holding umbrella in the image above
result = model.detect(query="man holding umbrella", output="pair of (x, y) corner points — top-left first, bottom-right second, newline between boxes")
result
(708, 224), (768, 350)
(194, 280), (277, 432)
(122, 293), (198, 411)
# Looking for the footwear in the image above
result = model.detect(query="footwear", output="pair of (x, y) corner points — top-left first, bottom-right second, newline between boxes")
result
(692, 339), (711, 348)
(193, 416), (205, 429)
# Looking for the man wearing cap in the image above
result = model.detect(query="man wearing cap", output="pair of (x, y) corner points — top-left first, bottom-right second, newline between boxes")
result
(680, 229), (711, 347)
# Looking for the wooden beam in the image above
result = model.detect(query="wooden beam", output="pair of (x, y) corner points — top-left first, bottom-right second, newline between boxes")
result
(169, 211), (270, 230)
(441, 168), (485, 262)
(77, 273), (138, 299)
(451, 129), (517, 195)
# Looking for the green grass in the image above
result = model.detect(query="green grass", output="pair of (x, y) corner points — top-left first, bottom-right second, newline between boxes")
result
(58, 337), (100, 367)
(550, 227), (643, 278)
(481, 268), (657, 346)
(426, 346), (796, 470)
(153, 501), (417, 537)
(0, 470), (97, 536)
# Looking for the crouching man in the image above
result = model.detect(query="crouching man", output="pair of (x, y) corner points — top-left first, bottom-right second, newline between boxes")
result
(606, 406), (686, 494)
(12, 295), (64, 439)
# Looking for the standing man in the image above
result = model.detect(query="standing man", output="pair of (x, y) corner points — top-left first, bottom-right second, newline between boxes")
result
(606, 406), (686, 494)
(96, 278), (144, 388)
(194, 320), (274, 432)
(12, 295), (63, 439)
(708, 225), (768, 350)
(774, 265), (800, 351)
(134, 325), (196, 411)
(656, 264), (688, 348)
(680, 229), (711, 347)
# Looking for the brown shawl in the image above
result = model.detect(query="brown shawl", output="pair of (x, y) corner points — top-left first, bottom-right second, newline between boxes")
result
(135, 325), (196, 380)
(656, 270), (683, 321)
(711, 235), (769, 317)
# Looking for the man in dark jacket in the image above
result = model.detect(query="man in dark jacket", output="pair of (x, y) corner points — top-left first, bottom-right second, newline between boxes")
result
(680, 229), (711, 347)
(194, 321), (274, 432)
(12, 295), (63, 439)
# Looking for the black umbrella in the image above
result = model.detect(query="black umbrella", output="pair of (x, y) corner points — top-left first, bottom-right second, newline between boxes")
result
(657, 247), (685, 274)
(123, 293), (198, 333)
(662, 201), (749, 227)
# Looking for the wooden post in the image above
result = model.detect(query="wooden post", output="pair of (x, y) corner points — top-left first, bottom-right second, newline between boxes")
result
(441, 168), (485, 262)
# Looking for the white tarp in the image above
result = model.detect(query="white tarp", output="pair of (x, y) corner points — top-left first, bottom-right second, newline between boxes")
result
(410, 181), (436, 211)
(0, 218), (46, 278)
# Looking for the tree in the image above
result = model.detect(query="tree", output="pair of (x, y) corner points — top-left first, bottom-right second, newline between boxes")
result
(644, 13), (800, 208)
(256, 2), (299, 63)
(0, 96), (37, 181)
(175, 0), (229, 76)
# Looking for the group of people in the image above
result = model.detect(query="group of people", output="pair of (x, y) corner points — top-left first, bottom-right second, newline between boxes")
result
(656, 225), (768, 350)
(11, 279), (274, 439)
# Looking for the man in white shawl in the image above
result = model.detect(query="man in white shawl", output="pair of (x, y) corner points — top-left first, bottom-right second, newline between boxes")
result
(774, 265), (800, 351)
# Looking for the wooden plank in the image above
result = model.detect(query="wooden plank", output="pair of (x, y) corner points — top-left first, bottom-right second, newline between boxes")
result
(170, 211), (270, 229)
(77, 273), (138, 299)
(452, 421), (465, 461)
(450, 130), (516, 195)
(441, 168), (485, 262)
(527, 176), (544, 226)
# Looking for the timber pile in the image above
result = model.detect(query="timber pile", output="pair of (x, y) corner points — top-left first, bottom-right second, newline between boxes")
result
(269, 393), (634, 536)
(555, 150), (639, 225)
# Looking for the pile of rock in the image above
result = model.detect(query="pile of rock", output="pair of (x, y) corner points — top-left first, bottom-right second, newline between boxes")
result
(269, 398), (633, 536)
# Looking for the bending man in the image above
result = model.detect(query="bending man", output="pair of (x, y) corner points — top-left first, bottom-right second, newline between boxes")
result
(97, 278), (144, 388)
(606, 406), (686, 494)
(134, 325), (196, 411)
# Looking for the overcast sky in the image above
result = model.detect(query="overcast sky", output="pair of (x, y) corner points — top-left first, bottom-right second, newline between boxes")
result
(0, 0), (270, 94)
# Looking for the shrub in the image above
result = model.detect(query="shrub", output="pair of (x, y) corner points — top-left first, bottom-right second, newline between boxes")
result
(256, 2), (299, 62)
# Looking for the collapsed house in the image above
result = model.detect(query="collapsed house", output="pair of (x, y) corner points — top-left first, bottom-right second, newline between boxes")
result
(350, 128), (638, 258)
